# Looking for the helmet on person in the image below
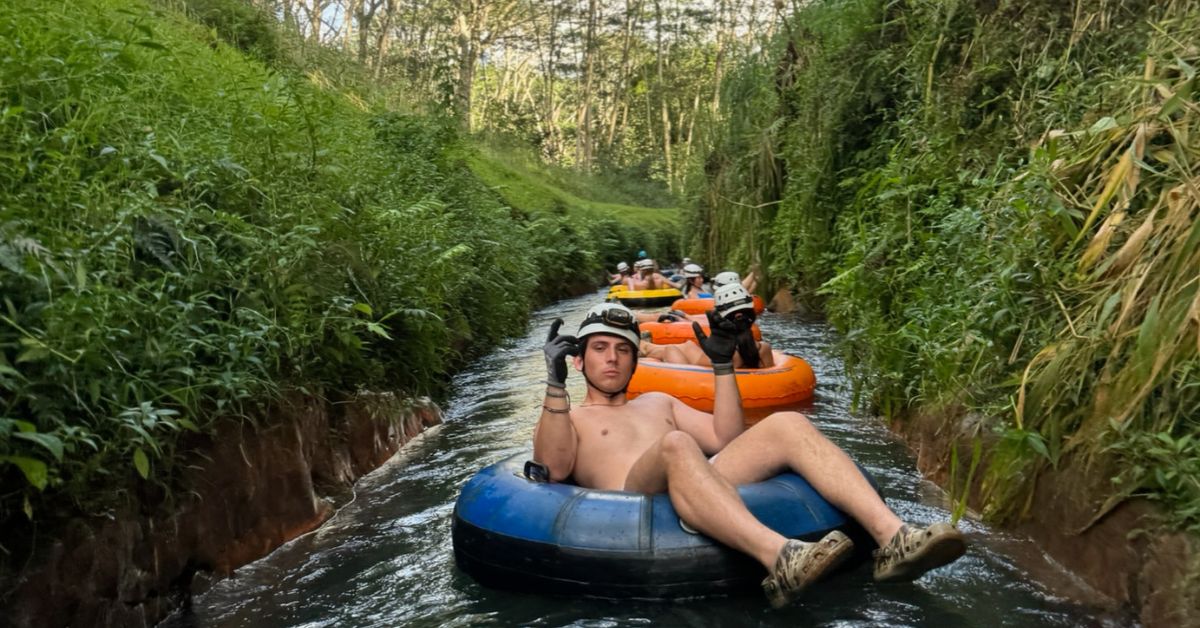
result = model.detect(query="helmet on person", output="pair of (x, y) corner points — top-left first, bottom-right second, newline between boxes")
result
(682, 263), (704, 278)
(635, 258), (654, 271)
(712, 271), (741, 288)
(637, 250), (648, 259)
(714, 283), (755, 318)
(577, 303), (641, 349)
(616, 261), (630, 273)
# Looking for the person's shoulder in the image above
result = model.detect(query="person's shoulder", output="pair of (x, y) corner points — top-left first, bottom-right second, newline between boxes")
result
(632, 391), (678, 407)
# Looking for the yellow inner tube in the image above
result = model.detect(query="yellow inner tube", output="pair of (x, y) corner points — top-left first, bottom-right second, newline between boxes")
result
(607, 288), (682, 301)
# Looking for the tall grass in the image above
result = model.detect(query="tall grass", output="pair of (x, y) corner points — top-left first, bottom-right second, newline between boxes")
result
(697, 0), (1200, 531)
(0, 0), (637, 531)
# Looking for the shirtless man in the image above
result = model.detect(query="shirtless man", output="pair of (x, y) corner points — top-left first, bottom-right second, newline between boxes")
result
(609, 261), (631, 286)
(533, 302), (967, 608)
(640, 283), (774, 368)
(628, 258), (680, 291)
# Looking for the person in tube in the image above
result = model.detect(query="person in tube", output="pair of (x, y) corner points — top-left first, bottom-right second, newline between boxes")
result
(638, 284), (774, 368)
(532, 301), (966, 608)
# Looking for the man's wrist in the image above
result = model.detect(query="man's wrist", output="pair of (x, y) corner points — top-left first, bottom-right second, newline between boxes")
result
(712, 362), (734, 375)
(542, 386), (571, 414)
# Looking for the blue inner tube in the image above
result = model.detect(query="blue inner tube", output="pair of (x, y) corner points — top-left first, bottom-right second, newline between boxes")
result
(452, 454), (879, 599)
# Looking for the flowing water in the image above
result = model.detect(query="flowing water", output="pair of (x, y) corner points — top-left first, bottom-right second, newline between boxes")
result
(164, 291), (1133, 627)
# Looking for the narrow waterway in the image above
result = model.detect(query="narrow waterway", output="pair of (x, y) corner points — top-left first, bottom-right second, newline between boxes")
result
(165, 291), (1132, 627)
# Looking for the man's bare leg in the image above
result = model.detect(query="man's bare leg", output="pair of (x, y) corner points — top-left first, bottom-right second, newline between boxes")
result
(639, 342), (707, 366)
(756, 340), (775, 367)
(711, 411), (903, 547)
(624, 431), (786, 568)
(628, 429), (859, 606)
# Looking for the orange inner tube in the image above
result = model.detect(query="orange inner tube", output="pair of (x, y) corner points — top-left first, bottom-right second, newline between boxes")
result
(671, 295), (765, 315)
(640, 319), (762, 344)
(627, 351), (815, 412)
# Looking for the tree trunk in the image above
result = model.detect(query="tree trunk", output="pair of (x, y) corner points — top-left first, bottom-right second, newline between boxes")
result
(575, 0), (598, 170)
(456, 31), (477, 131)
(538, 1), (563, 160)
(342, 0), (361, 50)
(605, 0), (644, 149)
(309, 0), (324, 43)
(453, 1), (485, 132)
(654, 0), (673, 190)
(372, 0), (396, 79)
(356, 0), (380, 64)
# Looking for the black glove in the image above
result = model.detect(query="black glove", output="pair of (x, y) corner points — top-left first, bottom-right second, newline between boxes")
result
(724, 310), (761, 368)
(692, 310), (738, 374)
(735, 329), (761, 368)
(543, 319), (579, 388)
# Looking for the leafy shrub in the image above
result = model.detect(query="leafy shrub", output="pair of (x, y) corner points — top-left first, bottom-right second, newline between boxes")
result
(171, 0), (283, 64)
(0, 0), (597, 529)
(697, 0), (1200, 527)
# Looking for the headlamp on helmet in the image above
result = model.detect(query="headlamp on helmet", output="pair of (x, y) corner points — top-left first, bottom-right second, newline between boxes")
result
(577, 303), (641, 349)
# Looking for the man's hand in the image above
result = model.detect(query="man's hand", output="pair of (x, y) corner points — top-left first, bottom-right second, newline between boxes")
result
(692, 310), (737, 374)
(543, 319), (579, 388)
(724, 310), (760, 368)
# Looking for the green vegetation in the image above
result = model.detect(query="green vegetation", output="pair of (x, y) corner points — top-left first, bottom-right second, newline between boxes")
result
(0, 0), (675, 531)
(698, 0), (1200, 532)
(469, 145), (681, 277)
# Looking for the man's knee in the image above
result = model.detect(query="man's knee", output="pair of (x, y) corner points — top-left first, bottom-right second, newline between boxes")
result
(759, 410), (817, 434)
(660, 430), (702, 460)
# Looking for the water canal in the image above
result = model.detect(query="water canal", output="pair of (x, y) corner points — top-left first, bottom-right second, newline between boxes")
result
(164, 291), (1131, 627)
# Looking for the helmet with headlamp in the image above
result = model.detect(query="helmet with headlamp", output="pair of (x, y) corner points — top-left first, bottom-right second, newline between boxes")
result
(577, 303), (641, 349)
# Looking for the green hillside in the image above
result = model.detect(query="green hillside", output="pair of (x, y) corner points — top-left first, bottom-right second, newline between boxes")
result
(0, 0), (677, 527)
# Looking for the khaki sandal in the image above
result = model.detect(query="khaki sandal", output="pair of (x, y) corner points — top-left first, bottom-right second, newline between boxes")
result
(873, 522), (966, 582)
(761, 530), (854, 609)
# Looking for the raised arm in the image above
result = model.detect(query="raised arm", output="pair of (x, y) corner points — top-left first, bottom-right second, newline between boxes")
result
(660, 272), (683, 290)
(689, 310), (747, 449)
(532, 320), (579, 481)
(533, 386), (577, 481)
(668, 395), (736, 456)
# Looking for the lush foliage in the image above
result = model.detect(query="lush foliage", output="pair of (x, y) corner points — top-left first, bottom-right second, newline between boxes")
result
(0, 0), (671, 528)
(699, 0), (1200, 531)
(469, 144), (681, 282)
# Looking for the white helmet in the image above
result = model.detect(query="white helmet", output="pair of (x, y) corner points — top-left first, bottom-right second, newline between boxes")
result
(616, 261), (630, 273)
(682, 263), (704, 278)
(634, 259), (654, 271)
(714, 283), (755, 317)
(577, 303), (640, 348)
(712, 271), (741, 288)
